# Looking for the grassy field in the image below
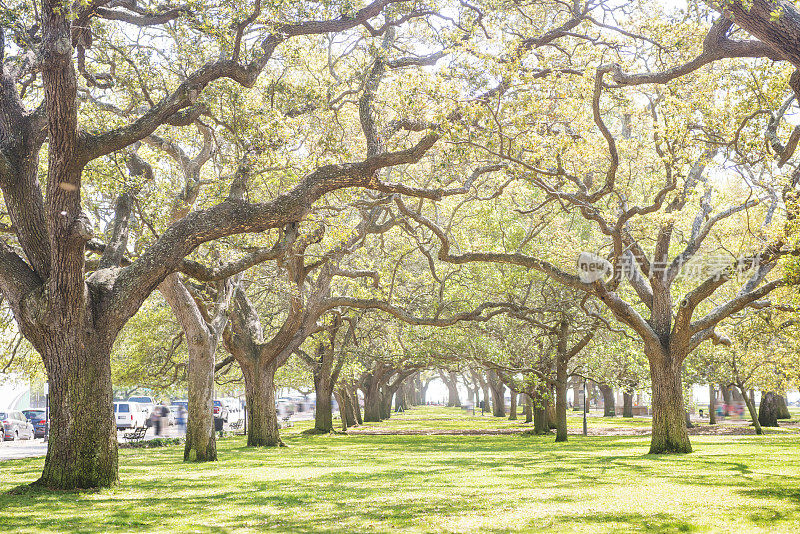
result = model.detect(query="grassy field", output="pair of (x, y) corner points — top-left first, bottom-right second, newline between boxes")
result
(2, 406), (800, 533)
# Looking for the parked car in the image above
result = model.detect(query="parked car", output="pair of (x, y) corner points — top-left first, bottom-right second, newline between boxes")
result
(127, 396), (155, 416)
(212, 400), (229, 422)
(114, 402), (148, 430)
(22, 409), (47, 438)
(1, 410), (35, 441)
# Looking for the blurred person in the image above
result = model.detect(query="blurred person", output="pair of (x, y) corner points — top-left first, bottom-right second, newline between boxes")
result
(150, 407), (162, 436)
(176, 405), (187, 434)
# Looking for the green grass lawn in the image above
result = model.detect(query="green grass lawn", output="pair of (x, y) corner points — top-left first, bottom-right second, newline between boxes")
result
(2, 406), (800, 533)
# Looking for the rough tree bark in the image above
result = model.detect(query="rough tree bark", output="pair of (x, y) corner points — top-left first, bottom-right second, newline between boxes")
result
(777, 394), (792, 419)
(241, 358), (282, 446)
(623, 389), (634, 418)
(486, 369), (506, 417)
(647, 352), (692, 454)
(758, 392), (783, 428)
(532, 387), (551, 435)
(160, 274), (235, 461)
(314, 372), (335, 433)
(440, 371), (462, 407)
(523, 394), (533, 423)
(599, 384), (616, 417)
(508, 389), (518, 420)
(708, 384), (717, 425)
(555, 358), (569, 442)
(362, 376), (383, 423)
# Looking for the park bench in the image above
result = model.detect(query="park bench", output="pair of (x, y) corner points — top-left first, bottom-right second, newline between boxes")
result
(122, 427), (147, 443)
(229, 419), (243, 430)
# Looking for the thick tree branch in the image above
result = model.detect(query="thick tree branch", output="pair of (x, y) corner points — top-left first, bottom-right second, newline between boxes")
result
(80, 0), (412, 162)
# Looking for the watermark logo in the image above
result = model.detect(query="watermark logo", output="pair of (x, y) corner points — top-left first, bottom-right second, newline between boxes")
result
(576, 252), (612, 283)
(577, 251), (758, 283)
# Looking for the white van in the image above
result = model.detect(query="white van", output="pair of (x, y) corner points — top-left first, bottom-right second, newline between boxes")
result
(114, 401), (148, 430)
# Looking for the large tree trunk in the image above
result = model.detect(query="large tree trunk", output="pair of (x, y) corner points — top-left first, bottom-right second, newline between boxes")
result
(622, 389), (633, 418)
(487, 369), (505, 417)
(599, 384), (615, 417)
(777, 394), (791, 419)
(508, 390), (518, 421)
(379, 389), (392, 420)
(720, 383), (732, 405)
(352, 388), (363, 425)
(313, 372), (334, 433)
(37, 340), (118, 489)
(443, 372), (461, 407)
(758, 391), (782, 428)
(533, 406), (547, 434)
(333, 390), (350, 430)
(708, 384), (717, 425)
(184, 334), (217, 461)
(648, 355), (692, 454)
(546, 394), (557, 430)
(159, 273), (230, 463)
(362, 384), (382, 422)
(555, 356), (568, 442)
(739, 384), (763, 435)
(242, 359), (282, 446)
(532, 391), (550, 435)
(523, 393), (533, 423)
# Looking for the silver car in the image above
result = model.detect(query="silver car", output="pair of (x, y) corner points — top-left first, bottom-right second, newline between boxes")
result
(1, 410), (35, 441)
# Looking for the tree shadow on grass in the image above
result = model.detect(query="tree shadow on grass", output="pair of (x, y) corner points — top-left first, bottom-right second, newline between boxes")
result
(565, 512), (697, 533)
(3, 434), (800, 533)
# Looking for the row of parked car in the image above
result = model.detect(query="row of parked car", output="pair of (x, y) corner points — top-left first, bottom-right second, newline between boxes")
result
(1, 409), (47, 441)
(114, 397), (182, 430)
(2, 396), (248, 438)
(113, 396), (244, 430)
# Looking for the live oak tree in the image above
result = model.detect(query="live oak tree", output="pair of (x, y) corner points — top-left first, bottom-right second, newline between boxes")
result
(437, 369), (462, 407)
(0, 0), (469, 488)
(713, 301), (800, 431)
(392, 1), (799, 453)
(583, 332), (649, 420)
(3, 0), (800, 493)
(297, 313), (359, 433)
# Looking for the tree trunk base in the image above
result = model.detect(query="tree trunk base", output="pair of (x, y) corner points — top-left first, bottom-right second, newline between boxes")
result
(648, 359), (692, 455)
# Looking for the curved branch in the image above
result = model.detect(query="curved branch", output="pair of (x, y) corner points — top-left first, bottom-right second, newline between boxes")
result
(80, 0), (411, 162)
(98, 133), (439, 335)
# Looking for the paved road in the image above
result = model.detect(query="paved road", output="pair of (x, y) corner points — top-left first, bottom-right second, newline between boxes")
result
(1, 413), (317, 461)
(0, 438), (48, 460)
(0, 427), (186, 461)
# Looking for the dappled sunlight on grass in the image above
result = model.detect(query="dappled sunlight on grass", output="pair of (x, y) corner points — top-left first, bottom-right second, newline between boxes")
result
(1, 407), (799, 532)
